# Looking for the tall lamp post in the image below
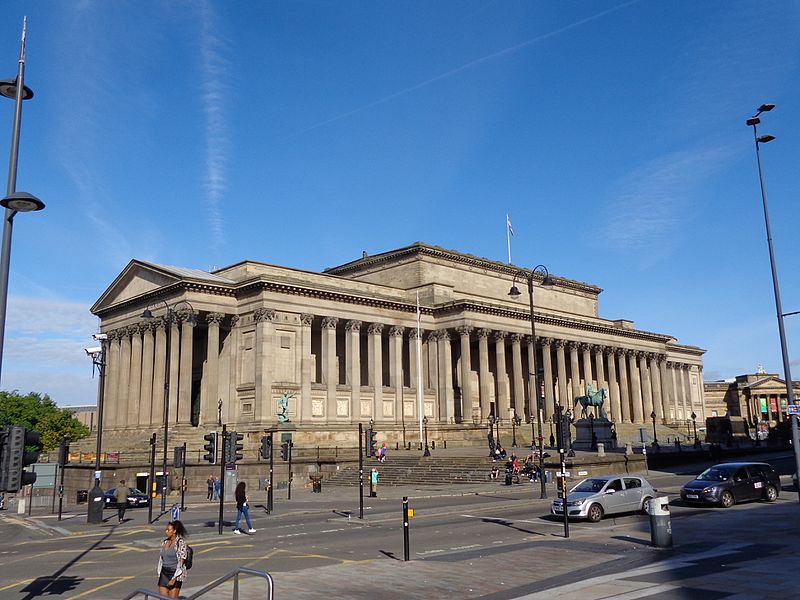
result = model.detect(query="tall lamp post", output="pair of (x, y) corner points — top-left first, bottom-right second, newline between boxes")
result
(511, 415), (520, 447)
(422, 416), (430, 456)
(746, 104), (800, 502)
(142, 300), (197, 513)
(690, 411), (700, 449)
(509, 264), (555, 499)
(650, 411), (658, 445)
(0, 19), (45, 385)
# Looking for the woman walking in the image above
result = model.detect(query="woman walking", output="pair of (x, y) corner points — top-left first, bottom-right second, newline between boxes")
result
(233, 481), (256, 534)
(156, 520), (188, 598)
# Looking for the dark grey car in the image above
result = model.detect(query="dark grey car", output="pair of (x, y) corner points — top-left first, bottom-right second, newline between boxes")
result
(680, 462), (780, 508)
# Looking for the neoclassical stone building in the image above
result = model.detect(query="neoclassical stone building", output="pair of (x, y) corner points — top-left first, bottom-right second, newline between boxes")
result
(91, 243), (706, 448)
(704, 368), (800, 427)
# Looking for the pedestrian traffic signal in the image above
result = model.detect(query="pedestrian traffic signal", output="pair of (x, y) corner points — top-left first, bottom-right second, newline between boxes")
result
(280, 441), (290, 461)
(202, 432), (217, 464)
(0, 426), (40, 492)
(260, 435), (272, 460)
(225, 431), (244, 463)
(366, 428), (377, 457)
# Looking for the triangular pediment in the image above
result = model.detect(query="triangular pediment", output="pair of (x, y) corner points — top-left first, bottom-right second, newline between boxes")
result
(745, 375), (786, 390)
(91, 260), (182, 314)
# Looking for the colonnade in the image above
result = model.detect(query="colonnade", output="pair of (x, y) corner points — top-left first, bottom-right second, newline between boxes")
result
(100, 310), (701, 430)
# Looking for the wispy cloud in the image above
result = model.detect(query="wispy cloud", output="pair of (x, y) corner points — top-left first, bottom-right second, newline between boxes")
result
(294, 0), (641, 135)
(198, 1), (232, 256)
(600, 144), (735, 251)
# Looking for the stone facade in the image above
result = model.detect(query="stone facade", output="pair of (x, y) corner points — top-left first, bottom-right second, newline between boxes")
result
(90, 243), (705, 449)
(704, 368), (800, 428)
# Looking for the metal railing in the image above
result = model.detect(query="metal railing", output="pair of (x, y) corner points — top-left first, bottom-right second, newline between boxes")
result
(123, 567), (273, 600)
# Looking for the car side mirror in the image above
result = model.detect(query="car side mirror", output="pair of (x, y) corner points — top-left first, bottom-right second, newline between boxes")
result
(605, 489), (616, 494)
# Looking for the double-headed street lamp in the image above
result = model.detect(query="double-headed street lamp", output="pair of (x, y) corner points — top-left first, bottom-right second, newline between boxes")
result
(509, 264), (555, 499)
(0, 19), (45, 386)
(746, 104), (800, 502)
(142, 300), (197, 513)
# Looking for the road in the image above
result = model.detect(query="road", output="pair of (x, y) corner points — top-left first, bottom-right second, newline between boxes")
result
(0, 451), (797, 599)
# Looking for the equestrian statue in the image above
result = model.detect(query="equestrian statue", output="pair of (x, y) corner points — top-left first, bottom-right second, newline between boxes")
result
(573, 384), (608, 420)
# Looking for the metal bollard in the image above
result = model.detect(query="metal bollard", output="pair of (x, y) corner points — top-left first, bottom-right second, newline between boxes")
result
(647, 497), (672, 548)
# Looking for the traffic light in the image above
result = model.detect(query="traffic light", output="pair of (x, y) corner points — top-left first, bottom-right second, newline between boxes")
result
(260, 435), (272, 460)
(0, 426), (40, 492)
(202, 432), (218, 464)
(280, 441), (290, 461)
(173, 446), (185, 469)
(366, 428), (377, 457)
(225, 431), (244, 463)
(58, 439), (70, 467)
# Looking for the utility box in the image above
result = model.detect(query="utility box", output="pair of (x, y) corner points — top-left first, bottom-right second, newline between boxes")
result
(86, 485), (105, 524)
(647, 496), (672, 548)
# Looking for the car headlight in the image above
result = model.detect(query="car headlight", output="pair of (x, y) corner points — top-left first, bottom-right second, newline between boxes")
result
(568, 499), (585, 506)
(702, 486), (717, 494)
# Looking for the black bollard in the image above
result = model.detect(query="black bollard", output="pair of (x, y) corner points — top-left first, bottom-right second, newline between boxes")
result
(402, 496), (410, 561)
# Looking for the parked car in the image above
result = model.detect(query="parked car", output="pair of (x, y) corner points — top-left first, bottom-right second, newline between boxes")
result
(680, 462), (780, 508)
(793, 472), (797, 491)
(103, 487), (150, 508)
(551, 475), (656, 523)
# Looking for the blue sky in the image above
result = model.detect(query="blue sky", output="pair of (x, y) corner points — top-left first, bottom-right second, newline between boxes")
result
(1, 1), (799, 407)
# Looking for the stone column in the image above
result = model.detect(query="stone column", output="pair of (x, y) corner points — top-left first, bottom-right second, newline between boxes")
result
(628, 351), (643, 423)
(649, 353), (664, 421)
(639, 352), (654, 419)
(682, 364), (692, 422)
(151, 320), (167, 427)
(555, 339), (568, 407)
(477, 328), (492, 420)
(493, 332), (509, 419)
(300, 314), (314, 420)
(409, 328), (421, 392)
(105, 331), (121, 429)
(118, 328), (131, 428)
(605, 347), (620, 422)
(389, 326), (405, 423)
(254, 308), (276, 424)
(581, 343), (593, 392)
(426, 332), (439, 419)
(368, 323), (384, 419)
(658, 356), (670, 422)
(457, 326), (473, 422)
(128, 325), (143, 426)
(140, 322), (155, 427)
(437, 331), (455, 422)
(321, 316), (339, 422)
(346, 320), (362, 418)
(226, 315), (240, 424)
(510, 333), (524, 418)
(593, 345), (607, 397)
(177, 313), (196, 424)
(616, 349), (631, 423)
(202, 313), (224, 425)
(540, 337), (555, 420)
(168, 317), (180, 424)
(568, 341), (581, 402)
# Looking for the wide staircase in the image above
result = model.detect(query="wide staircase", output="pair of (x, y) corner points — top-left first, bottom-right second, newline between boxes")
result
(323, 451), (496, 486)
(612, 422), (693, 446)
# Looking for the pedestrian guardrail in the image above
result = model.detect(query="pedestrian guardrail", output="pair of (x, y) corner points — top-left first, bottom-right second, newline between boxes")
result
(122, 566), (274, 600)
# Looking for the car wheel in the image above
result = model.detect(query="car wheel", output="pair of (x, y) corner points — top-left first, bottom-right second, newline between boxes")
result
(587, 503), (604, 523)
(764, 485), (778, 502)
(720, 491), (735, 508)
(639, 496), (652, 515)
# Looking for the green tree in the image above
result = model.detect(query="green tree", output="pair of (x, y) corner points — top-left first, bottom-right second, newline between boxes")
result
(0, 390), (90, 450)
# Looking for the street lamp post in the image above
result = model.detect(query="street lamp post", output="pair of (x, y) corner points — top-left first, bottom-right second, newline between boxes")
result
(142, 300), (197, 513)
(650, 411), (658, 445)
(423, 416), (430, 456)
(691, 411), (700, 449)
(0, 18), (45, 386)
(566, 409), (575, 457)
(511, 415), (520, 447)
(509, 264), (555, 499)
(746, 103), (800, 503)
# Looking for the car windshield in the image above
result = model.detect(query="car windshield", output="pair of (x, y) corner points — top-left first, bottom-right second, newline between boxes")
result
(697, 466), (733, 481)
(573, 479), (607, 493)
(129, 488), (144, 495)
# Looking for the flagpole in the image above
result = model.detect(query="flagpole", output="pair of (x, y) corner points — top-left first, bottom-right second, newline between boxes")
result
(506, 213), (513, 264)
(416, 292), (424, 447)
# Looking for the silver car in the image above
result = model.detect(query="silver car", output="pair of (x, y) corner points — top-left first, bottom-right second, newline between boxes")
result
(551, 474), (656, 522)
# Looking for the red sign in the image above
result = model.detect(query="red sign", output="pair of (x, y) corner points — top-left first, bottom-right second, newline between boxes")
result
(769, 397), (778, 412)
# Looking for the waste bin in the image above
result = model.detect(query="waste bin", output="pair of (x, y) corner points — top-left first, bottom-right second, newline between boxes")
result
(647, 496), (672, 548)
(76, 490), (89, 504)
(545, 470), (553, 484)
(310, 474), (323, 493)
(504, 468), (513, 486)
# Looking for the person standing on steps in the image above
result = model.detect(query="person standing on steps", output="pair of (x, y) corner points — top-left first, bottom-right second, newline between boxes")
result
(233, 482), (255, 534)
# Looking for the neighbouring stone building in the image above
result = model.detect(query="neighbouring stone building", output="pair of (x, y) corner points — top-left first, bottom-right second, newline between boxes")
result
(90, 243), (706, 452)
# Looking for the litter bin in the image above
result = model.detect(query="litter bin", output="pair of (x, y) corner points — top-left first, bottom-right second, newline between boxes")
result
(310, 474), (323, 493)
(647, 496), (672, 548)
(504, 468), (513, 486)
(545, 470), (553, 484)
(76, 490), (89, 504)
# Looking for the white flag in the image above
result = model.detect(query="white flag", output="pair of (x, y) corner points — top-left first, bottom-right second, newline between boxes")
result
(506, 214), (514, 236)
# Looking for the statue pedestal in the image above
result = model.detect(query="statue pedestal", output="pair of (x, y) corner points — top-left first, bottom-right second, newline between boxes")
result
(573, 417), (613, 451)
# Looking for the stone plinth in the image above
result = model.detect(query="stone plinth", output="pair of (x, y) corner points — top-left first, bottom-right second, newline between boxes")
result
(572, 417), (614, 451)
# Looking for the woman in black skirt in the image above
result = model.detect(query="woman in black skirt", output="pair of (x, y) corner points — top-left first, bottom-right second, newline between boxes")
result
(157, 520), (188, 598)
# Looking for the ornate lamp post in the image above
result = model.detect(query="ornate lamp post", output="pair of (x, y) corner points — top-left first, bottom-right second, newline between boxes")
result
(511, 415), (521, 447)
(650, 411), (658, 445)
(565, 408), (575, 457)
(509, 265), (555, 499)
(746, 103), (800, 502)
(142, 300), (197, 513)
(691, 411), (700, 449)
(423, 416), (430, 456)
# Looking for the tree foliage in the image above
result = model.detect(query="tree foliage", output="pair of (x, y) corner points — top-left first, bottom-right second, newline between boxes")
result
(0, 390), (90, 451)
